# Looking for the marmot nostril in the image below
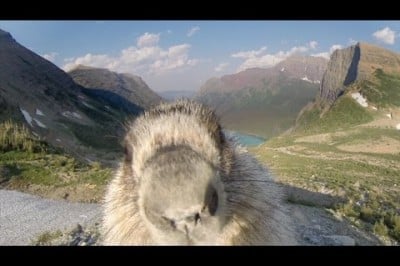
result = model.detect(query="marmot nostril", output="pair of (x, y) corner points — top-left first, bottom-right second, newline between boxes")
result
(194, 213), (200, 225)
(208, 190), (218, 216)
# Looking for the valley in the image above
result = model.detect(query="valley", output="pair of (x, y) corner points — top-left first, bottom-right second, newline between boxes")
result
(1, 24), (400, 245)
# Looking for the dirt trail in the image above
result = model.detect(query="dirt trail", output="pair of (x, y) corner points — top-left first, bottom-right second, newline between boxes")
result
(0, 189), (101, 245)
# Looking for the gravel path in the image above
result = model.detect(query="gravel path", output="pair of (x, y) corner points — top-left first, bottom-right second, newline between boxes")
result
(0, 189), (384, 246)
(0, 189), (102, 245)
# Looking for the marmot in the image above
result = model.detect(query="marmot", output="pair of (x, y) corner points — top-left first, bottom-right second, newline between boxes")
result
(101, 99), (296, 245)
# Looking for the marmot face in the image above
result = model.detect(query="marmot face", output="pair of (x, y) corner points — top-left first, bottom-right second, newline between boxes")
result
(102, 99), (293, 245)
(139, 145), (227, 245)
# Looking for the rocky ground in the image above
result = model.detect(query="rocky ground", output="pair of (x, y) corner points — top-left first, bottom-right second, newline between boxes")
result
(290, 204), (380, 245)
(0, 189), (101, 245)
(0, 188), (383, 246)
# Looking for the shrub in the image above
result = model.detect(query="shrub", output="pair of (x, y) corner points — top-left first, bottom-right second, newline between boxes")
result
(0, 120), (46, 153)
(359, 206), (378, 223)
(373, 219), (389, 237)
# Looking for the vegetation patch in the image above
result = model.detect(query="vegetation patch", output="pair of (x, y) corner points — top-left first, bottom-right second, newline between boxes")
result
(0, 120), (112, 202)
(252, 125), (400, 243)
(296, 96), (373, 134)
(361, 69), (400, 108)
(32, 230), (63, 246)
(59, 119), (122, 152)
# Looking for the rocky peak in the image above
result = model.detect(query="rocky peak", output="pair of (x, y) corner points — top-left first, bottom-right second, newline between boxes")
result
(317, 42), (400, 109)
(0, 29), (14, 41)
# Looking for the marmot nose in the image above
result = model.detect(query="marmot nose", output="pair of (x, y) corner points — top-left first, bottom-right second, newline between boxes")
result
(165, 212), (201, 234)
(185, 212), (201, 226)
(177, 213), (201, 234)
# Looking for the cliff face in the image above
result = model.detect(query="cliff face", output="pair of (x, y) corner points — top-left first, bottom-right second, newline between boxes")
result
(317, 42), (400, 109)
(317, 45), (359, 107)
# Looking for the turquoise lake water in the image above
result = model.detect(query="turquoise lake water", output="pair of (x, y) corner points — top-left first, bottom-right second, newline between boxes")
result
(229, 131), (266, 147)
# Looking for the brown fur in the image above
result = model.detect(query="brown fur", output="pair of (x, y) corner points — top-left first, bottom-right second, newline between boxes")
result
(101, 99), (296, 245)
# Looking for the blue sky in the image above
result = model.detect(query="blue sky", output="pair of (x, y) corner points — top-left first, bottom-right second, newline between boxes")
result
(1, 21), (399, 92)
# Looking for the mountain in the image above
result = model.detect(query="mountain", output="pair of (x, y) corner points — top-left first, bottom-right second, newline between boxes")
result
(317, 42), (400, 110)
(255, 43), (400, 244)
(195, 55), (328, 138)
(68, 65), (162, 109)
(295, 42), (400, 134)
(0, 28), (143, 165)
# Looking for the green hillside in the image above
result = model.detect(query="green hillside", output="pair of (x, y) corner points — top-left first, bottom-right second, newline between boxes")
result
(360, 69), (400, 108)
(251, 70), (400, 244)
(0, 120), (112, 202)
(295, 96), (373, 134)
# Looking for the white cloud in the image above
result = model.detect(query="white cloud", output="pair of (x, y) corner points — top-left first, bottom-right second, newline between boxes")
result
(311, 44), (343, 60)
(149, 44), (193, 72)
(62, 32), (197, 76)
(330, 44), (343, 53)
(373, 27), (396, 45)
(42, 52), (58, 62)
(231, 46), (267, 59)
(187, 26), (200, 37)
(214, 62), (229, 72)
(137, 32), (160, 48)
(348, 38), (357, 45)
(232, 42), (316, 72)
(309, 41), (318, 49)
(63, 53), (116, 71)
(311, 52), (330, 60)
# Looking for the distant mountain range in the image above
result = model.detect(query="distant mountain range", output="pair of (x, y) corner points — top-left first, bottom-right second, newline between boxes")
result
(68, 65), (162, 109)
(0, 28), (162, 165)
(195, 55), (328, 138)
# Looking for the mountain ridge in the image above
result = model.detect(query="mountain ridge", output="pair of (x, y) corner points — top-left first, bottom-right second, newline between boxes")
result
(293, 42), (400, 134)
(317, 42), (400, 110)
(195, 55), (328, 138)
(0, 28), (159, 165)
(68, 65), (162, 109)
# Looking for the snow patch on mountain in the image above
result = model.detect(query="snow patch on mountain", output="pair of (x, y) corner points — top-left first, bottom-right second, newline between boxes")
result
(351, 92), (368, 107)
(20, 108), (33, 127)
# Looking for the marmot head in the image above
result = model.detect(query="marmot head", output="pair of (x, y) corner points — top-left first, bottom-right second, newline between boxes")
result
(103, 99), (292, 245)
(121, 99), (232, 245)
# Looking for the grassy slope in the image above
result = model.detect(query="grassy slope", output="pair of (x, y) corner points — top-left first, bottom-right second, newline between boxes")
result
(0, 121), (112, 202)
(251, 70), (400, 244)
(360, 69), (400, 108)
